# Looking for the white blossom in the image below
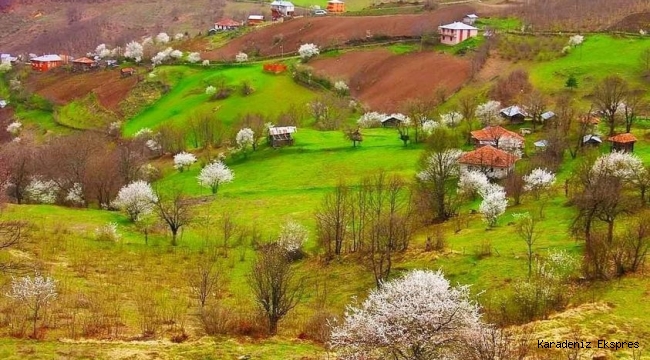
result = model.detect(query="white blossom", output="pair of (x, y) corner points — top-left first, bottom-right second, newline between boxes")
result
(458, 170), (490, 197)
(568, 34), (584, 46)
(108, 121), (122, 134)
(145, 139), (161, 152)
(95, 222), (121, 242)
(357, 112), (386, 128)
(523, 168), (556, 193)
(277, 221), (308, 254)
(6, 274), (57, 308)
(173, 151), (197, 172)
(390, 113), (411, 126)
(479, 183), (508, 227)
(422, 119), (440, 134)
(187, 52), (201, 63)
(475, 100), (502, 126)
(330, 270), (482, 359)
(6, 121), (21, 135)
(236, 128), (255, 150)
(135, 127), (154, 138)
(298, 43), (320, 60)
(205, 85), (216, 95)
(202, 59), (210, 66)
(25, 177), (59, 204)
(334, 80), (349, 93)
(235, 52), (248, 63)
(151, 47), (174, 65)
(113, 180), (158, 222)
(95, 43), (111, 58)
(142, 36), (153, 46)
(417, 149), (463, 181)
(124, 41), (144, 62)
(174, 33), (185, 41)
(197, 161), (234, 195)
(591, 151), (645, 181)
(440, 111), (463, 127)
(170, 49), (183, 59)
(155, 32), (170, 44)
(65, 183), (84, 205)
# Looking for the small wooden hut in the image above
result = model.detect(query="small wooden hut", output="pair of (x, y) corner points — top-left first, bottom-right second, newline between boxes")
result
(268, 126), (297, 147)
(608, 133), (637, 153)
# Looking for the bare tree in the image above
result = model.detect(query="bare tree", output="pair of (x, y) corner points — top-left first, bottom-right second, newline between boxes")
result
(514, 213), (539, 278)
(404, 98), (437, 143)
(639, 48), (650, 79)
(248, 244), (304, 335)
(622, 88), (645, 133)
(458, 92), (478, 145)
(316, 180), (350, 259)
(592, 75), (628, 136)
(524, 90), (547, 131)
(154, 187), (193, 246)
(188, 258), (221, 308)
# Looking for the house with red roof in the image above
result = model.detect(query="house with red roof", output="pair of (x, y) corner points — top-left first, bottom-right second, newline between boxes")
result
(458, 145), (519, 179)
(470, 126), (525, 151)
(608, 133), (637, 153)
(214, 18), (242, 31)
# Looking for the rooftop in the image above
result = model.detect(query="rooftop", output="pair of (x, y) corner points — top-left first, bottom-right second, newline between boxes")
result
(471, 126), (524, 142)
(459, 145), (518, 168)
(269, 126), (297, 135)
(215, 18), (242, 26)
(500, 105), (528, 117)
(608, 133), (637, 143)
(439, 22), (478, 31)
(32, 54), (62, 62)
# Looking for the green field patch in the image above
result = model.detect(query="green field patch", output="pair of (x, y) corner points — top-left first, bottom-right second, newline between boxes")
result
(123, 65), (317, 136)
(55, 93), (116, 130)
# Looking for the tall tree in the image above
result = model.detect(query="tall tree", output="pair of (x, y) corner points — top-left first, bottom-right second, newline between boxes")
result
(154, 186), (192, 246)
(592, 75), (628, 136)
(248, 245), (303, 335)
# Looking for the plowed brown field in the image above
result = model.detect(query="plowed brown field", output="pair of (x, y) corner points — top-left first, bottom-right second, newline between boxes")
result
(25, 69), (138, 113)
(309, 49), (471, 112)
(204, 5), (474, 60)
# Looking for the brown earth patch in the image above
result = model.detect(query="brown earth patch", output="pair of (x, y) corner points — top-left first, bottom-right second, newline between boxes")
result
(24, 68), (139, 114)
(609, 12), (650, 32)
(0, 107), (16, 144)
(309, 49), (471, 112)
(203, 5), (474, 60)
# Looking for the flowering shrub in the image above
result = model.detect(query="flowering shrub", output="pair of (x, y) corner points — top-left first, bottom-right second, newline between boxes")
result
(173, 152), (197, 172)
(277, 221), (308, 255)
(236, 128), (255, 150)
(187, 52), (201, 63)
(155, 32), (170, 44)
(124, 41), (143, 62)
(235, 52), (248, 63)
(479, 183), (508, 227)
(95, 222), (121, 242)
(298, 43), (319, 61)
(65, 183), (85, 205)
(6, 122), (21, 135)
(357, 112), (386, 128)
(25, 177), (59, 204)
(523, 168), (556, 199)
(440, 112), (463, 127)
(334, 80), (349, 95)
(205, 85), (216, 95)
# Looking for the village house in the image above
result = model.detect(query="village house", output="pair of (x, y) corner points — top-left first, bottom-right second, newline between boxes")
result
(30, 54), (63, 71)
(381, 115), (404, 128)
(326, 0), (345, 13)
(438, 22), (478, 46)
(214, 18), (242, 31)
(247, 15), (264, 26)
(541, 111), (555, 122)
(72, 57), (96, 71)
(270, 0), (295, 20)
(499, 105), (528, 124)
(582, 134), (602, 147)
(608, 133), (637, 153)
(463, 13), (478, 25)
(470, 126), (525, 151)
(268, 126), (297, 147)
(458, 145), (519, 179)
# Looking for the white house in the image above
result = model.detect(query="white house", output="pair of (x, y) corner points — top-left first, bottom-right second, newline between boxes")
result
(271, 0), (295, 19)
(463, 14), (478, 25)
(438, 22), (478, 46)
(458, 145), (519, 179)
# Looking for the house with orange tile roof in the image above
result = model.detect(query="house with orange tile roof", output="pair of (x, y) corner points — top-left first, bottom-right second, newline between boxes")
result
(470, 126), (525, 151)
(608, 133), (637, 153)
(458, 145), (519, 179)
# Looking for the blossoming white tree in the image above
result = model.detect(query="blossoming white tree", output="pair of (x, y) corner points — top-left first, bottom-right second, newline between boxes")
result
(298, 43), (319, 61)
(65, 183), (84, 205)
(187, 52), (201, 63)
(458, 170), (490, 199)
(475, 100), (502, 126)
(94, 43), (111, 58)
(523, 168), (556, 200)
(173, 152), (197, 172)
(235, 52), (248, 63)
(7, 273), (57, 338)
(197, 161), (234, 195)
(440, 111), (464, 128)
(124, 41), (144, 62)
(568, 34), (584, 46)
(205, 85), (216, 95)
(479, 183), (508, 227)
(25, 177), (59, 204)
(330, 269), (482, 360)
(174, 33), (185, 41)
(277, 220), (308, 255)
(6, 121), (21, 136)
(357, 112), (386, 128)
(590, 151), (644, 181)
(421, 119), (440, 134)
(113, 180), (158, 222)
(334, 80), (349, 95)
(236, 128), (255, 154)
(170, 49), (183, 59)
(202, 59), (210, 66)
(155, 32), (170, 44)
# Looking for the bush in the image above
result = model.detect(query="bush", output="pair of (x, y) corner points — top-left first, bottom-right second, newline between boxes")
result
(474, 238), (492, 259)
(240, 81), (254, 96)
(300, 310), (336, 343)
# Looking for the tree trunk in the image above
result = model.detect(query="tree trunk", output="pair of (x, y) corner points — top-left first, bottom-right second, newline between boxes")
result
(269, 316), (279, 335)
(171, 228), (179, 246)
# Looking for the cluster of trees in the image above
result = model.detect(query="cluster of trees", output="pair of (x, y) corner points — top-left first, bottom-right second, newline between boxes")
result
(316, 171), (414, 287)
